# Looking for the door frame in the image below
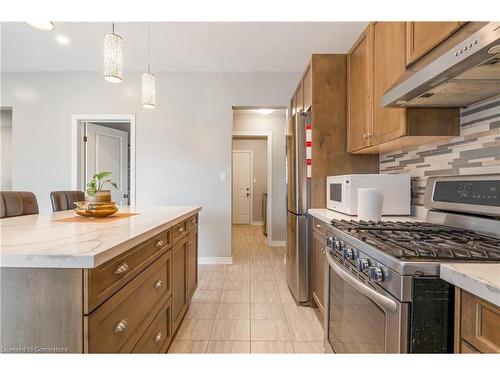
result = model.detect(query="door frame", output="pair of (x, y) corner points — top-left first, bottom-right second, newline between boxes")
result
(232, 130), (273, 246)
(231, 149), (253, 225)
(70, 114), (136, 206)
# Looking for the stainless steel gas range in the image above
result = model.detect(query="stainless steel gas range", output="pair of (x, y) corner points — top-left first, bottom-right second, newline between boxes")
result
(323, 174), (500, 353)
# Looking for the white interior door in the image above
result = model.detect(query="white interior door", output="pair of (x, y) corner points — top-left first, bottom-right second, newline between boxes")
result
(232, 151), (252, 224)
(85, 123), (129, 205)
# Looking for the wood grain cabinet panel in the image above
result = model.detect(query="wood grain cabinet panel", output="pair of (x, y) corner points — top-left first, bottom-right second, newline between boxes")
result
(171, 236), (189, 333)
(347, 25), (373, 152)
(406, 22), (462, 65)
(187, 226), (199, 301)
(88, 251), (171, 353)
(132, 297), (172, 353)
(372, 22), (407, 145)
(458, 289), (500, 353)
(347, 22), (460, 155)
(303, 66), (312, 112)
(86, 228), (172, 313)
(312, 228), (326, 319)
(173, 220), (188, 243)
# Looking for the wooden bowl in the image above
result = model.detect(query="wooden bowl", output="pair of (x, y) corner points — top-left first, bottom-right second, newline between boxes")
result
(74, 201), (118, 218)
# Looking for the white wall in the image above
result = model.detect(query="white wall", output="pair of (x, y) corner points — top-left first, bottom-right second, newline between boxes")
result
(233, 110), (287, 242)
(1, 108), (13, 190)
(0, 71), (299, 259)
(232, 138), (267, 222)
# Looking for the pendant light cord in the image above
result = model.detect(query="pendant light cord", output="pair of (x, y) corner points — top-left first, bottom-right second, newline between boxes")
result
(147, 22), (151, 73)
(112, 21), (115, 34)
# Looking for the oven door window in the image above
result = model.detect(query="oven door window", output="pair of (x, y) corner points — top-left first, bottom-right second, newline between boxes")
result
(328, 269), (386, 353)
(329, 183), (342, 203)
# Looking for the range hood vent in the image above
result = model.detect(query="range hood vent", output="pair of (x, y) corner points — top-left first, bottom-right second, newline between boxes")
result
(382, 22), (500, 108)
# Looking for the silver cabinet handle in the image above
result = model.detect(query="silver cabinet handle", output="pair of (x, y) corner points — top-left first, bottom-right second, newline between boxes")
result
(156, 239), (165, 248)
(321, 248), (326, 255)
(178, 226), (185, 233)
(363, 133), (368, 139)
(191, 218), (196, 224)
(368, 132), (372, 138)
(114, 262), (129, 275)
(114, 319), (128, 334)
(154, 280), (163, 289)
(316, 224), (321, 228)
(154, 332), (163, 344)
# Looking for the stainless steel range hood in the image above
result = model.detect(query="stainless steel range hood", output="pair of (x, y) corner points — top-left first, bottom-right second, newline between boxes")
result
(382, 22), (500, 108)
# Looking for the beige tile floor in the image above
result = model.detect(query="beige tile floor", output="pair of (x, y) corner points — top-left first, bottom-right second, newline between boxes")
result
(168, 224), (325, 354)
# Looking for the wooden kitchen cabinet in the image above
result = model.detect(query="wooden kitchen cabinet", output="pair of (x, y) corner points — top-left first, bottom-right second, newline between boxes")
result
(171, 235), (189, 333)
(295, 80), (304, 114)
(303, 65), (312, 111)
(347, 25), (373, 152)
(347, 22), (460, 154)
(455, 288), (500, 353)
(312, 221), (326, 320)
(187, 226), (198, 301)
(406, 22), (462, 66)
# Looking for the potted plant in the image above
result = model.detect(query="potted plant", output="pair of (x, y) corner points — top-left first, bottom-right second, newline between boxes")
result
(85, 172), (118, 203)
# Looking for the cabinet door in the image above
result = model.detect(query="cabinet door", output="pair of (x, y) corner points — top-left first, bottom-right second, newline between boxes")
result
(347, 25), (373, 152)
(312, 230), (325, 316)
(295, 81), (304, 114)
(303, 66), (312, 112)
(406, 22), (462, 65)
(171, 237), (188, 333)
(372, 22), (407, 145)
(187, 227), (198, 301)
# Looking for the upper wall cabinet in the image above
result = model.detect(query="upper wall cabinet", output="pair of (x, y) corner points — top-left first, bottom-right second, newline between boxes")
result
(406, 22), (462, 66)
(347, 25), (373, 152)
(347, 22), (460, 155)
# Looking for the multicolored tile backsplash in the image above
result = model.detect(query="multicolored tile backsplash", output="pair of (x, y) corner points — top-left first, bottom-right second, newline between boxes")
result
(380, 97), (500, 210)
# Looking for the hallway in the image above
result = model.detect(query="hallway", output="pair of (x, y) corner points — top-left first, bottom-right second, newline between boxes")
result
(168, 225), (324, 353)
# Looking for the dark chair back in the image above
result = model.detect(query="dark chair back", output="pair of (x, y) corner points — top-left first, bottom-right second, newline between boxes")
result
(50, 191), (85, 212)
(0, 191), (39, 219)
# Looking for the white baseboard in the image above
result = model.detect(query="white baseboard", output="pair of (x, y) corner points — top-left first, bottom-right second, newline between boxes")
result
(198, 257), (233, 265)
(270, 241), (286, 247)
(251, 221), (264, 225)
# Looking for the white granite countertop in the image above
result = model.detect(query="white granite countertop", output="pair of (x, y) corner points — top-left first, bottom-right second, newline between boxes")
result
(308, 208), (422, 224)
(440, 264), (500, 307)
(0, 206), (201, 269)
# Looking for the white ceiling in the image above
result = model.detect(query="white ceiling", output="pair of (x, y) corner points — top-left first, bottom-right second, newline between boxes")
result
(1, 22), (368, 72)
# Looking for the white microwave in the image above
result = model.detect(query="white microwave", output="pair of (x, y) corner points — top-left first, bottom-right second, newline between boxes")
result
(326, 174), (411, 215)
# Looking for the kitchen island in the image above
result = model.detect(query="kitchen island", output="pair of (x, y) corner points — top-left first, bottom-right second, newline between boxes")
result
(440, 263), (499, 353)
(0, 206), (201, 353)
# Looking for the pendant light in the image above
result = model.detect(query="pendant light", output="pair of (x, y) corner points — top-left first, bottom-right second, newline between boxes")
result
(26, 21), (55, 31)
(142, 22), (156, 108)
(103, 22), (123, 83)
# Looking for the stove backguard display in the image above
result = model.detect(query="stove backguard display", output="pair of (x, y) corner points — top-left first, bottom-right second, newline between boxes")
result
(433, 180), (500, 207)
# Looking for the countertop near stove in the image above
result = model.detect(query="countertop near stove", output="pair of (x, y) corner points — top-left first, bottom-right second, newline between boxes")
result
(0, 206), (201, 269)
(308, 208), (421, 225)
(440, 263), (500, 307)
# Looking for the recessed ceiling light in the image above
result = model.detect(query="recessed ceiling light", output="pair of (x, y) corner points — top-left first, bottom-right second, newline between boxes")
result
(56, 35), (69, 45)
(26, 21), (55, 31)
(256, 109), (274, 115)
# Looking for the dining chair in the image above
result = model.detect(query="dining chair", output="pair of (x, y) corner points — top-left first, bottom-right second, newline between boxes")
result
(50, 190), (85, 212)
(0, 191), (39, 219)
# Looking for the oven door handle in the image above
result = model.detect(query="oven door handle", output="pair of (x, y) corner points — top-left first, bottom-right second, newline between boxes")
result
(326, 251), (398, 313)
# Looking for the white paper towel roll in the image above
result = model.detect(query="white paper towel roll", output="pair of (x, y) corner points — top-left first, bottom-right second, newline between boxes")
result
(358, 188), (384, 222)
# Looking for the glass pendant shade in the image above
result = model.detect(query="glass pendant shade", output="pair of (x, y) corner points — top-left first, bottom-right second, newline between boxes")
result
(103, 32), (123, 83)
(142, 72), (156, 108)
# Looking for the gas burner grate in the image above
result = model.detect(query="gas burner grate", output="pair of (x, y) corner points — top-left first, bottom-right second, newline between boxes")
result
(330, 219), (500, 261)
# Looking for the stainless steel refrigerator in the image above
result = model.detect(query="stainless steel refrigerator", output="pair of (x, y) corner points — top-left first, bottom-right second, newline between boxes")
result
(286, 111), (311, 305)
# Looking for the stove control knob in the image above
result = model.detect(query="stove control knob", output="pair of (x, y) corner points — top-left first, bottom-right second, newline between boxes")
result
(357, 258), (370, 272)
(343, 247), (354, 260)
(368, 267), (384, 282)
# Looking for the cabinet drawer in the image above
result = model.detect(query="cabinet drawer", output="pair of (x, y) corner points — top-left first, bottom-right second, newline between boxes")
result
(132, 297), (172, 353)
(187, 214), (198, 232)
(312, 218), (329, 237)
(173, 220), (188, 242)
(461, 290), (500, 353)
(88, 252), (171, 353)
(86, 229), (172, 312)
